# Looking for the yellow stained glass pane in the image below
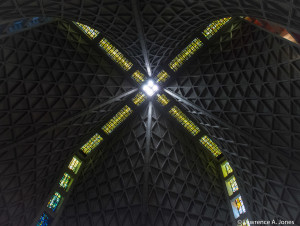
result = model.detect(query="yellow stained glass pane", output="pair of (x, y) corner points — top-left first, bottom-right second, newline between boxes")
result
(59, 173), (72, 190)
(235, 196), (246, 215)
(225, 176), (239, 196)
(221, 161), (233, 177)
(132, 70), (145, 84)
(156, 70), (169, 83)
(169, 106), (200, 136)
(102, 105), (133, 135)
(169, 38), (203, 71)
(68, 156), (82, 174)
(200, 135), (222, 157)
(132, 92), (146, 106)
(74, 22), (100, 39)
(81, 133), (103, 155)
(156, 94), (170, 106)
(202, 17), (232, 40)
(99, 38), (133, 71)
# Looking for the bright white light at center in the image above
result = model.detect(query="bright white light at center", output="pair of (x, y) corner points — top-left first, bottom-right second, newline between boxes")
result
(142, 80), (159, 96)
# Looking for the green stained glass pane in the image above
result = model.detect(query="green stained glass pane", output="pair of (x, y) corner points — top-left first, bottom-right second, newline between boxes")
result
(47, 192), (62, 212)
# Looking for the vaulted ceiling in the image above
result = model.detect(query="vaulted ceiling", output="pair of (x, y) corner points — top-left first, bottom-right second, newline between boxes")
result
(1, 1), (300, 226)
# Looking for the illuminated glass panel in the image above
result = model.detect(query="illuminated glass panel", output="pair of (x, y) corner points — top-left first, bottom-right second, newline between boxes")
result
(99, 38), (133, 71)
(225, 176), (239, 196)
(102, 105), (133, 135)
(68, 156), (82, 174)
(200, 135), (222, 157)
(47, 192), (62, 212)
(81, 133), (103, 154)
(169, 106), (200, 136)
(156, 94), (170, 106)
(221, 161), (233, 178)
(156, 70), (169, 83)
(236, 196), (246, 214)
(231, 195), (246, 218)
(202, 17), (232, 40)
(74, 22), (100, 39)
(238, 219), (250, 226)
(37, 212), (51, 226)
(169, 38), (203, 71)
(59, 173), (72, 191)
(132, 70), (145, 84)
(132, 92), (146, 106)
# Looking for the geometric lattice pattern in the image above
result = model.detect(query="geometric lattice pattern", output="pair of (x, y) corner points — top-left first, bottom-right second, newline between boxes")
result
(1, 1), (300, 226)
(58, 106), (232, 225)
(0, 20), (134, 226)
(166, 19), (300, 225)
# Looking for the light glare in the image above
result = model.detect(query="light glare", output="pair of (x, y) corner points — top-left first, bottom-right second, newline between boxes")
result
(142, 80), (159, 96)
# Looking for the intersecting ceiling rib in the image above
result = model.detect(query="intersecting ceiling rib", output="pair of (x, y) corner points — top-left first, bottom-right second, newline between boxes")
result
(1, 1), (300, 226)
(1, 0), (300, 75)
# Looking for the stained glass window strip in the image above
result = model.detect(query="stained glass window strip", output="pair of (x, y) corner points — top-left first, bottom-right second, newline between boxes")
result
(157, 94), (170, 106)
(226, 176), (239, 195)
(238, 219), (250, 226)
(47, 192), (61, 212)
(169, 38), (203, 71)
(169, 106), (200, 136)
(224, 162), (233, 175)
(202, 17), (232, 40)
(68, 156), (82, 174)
(99, 38), (133, 71)
(235, 196), (246, 215)
(200, 135), (222, 157)
(37, 212), (51, 226)
(74, 22), (100, 39)
(80, 133), (103, 154)
(132, 92), (146, 106)
(132, 70), (145, 84)
(156, 70), (169, 83)
(59, 173), (72, 190)
(102, 105), (133, 135)
(221, 161), (233, 178)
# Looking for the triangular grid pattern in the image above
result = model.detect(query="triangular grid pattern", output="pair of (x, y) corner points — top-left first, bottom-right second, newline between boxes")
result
(166, 20), (300, 160)
(1, 1), (300, 225)
(0, 20), (135, 226)
(181, 103), (300, 224)
(0, 20), (133, 146)
(0, 99), (127, 226)
(57, 105), (232, 226)
(58, 107), (148, 226)
(1, 0), (300, 76)
(147, 106), (232, 226)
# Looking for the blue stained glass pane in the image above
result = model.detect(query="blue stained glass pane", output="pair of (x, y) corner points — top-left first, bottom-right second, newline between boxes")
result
(37, 212), (51, 226)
